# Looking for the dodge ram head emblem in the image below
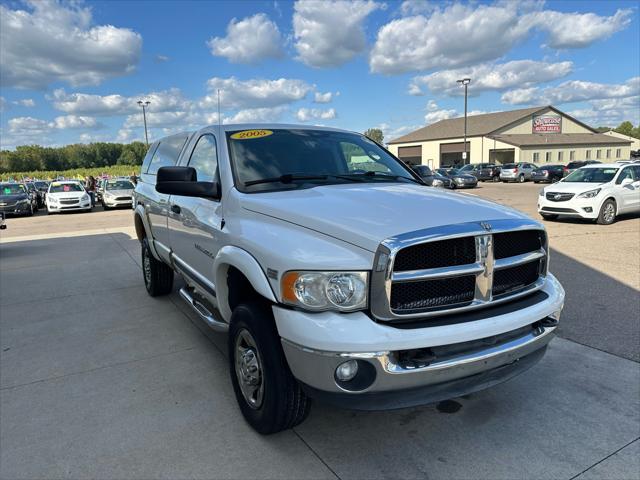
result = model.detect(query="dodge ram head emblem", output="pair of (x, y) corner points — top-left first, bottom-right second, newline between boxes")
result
(480, 222), (492, 232)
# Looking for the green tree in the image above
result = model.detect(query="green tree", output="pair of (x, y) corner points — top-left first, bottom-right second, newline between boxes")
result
(364, 128), (384, 144)
(614, 121), (634, 137)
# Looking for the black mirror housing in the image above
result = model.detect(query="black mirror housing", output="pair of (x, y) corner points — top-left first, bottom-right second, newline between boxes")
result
(156, 166), (220, 200)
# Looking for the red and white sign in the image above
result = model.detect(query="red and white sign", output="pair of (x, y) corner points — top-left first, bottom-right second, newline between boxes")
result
(532, 114), (561, 133)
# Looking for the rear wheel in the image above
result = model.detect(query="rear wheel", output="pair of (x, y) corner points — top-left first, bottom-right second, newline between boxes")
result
(229, 302), (311, 434)
(518, 174), (526, 183)
(597, 199), (616, 225)
(141, 237), (174, 296)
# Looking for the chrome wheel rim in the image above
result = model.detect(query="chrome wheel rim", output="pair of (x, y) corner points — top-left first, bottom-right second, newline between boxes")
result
(234, 329), (264, 409)
(143, 248), (152, 285)
(603, 203), (615, 223)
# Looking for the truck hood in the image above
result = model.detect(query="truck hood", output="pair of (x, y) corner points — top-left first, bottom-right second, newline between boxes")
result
(241, 183), (531, 252)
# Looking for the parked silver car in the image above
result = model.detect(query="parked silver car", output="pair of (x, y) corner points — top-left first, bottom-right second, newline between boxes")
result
(500, 163), (538, 183)
(101, 178), (135, 210)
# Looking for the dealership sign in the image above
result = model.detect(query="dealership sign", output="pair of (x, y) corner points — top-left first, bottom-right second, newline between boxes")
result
(532, 114), (562, 133)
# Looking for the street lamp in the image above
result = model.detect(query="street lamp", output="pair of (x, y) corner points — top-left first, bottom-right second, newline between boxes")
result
(456, 78), (471, 164)
(137, 100), (150, 146)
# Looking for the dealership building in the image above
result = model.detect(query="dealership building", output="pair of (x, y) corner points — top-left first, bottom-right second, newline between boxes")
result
(387, 106), (632, 169)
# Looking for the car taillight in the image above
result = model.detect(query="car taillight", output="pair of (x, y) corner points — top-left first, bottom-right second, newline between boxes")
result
(514, 167), (518, 173)
(563, 166), (568, 171)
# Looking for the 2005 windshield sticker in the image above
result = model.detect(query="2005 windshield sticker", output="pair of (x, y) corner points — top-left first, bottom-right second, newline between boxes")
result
(230, 129), (273, 140)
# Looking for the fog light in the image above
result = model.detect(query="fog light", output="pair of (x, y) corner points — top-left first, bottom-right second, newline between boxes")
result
(583, 207), (593, 213)
(335, 360), (358, 381)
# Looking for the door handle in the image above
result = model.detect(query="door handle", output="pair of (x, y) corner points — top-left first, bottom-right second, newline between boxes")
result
(171, 204), (181, 215)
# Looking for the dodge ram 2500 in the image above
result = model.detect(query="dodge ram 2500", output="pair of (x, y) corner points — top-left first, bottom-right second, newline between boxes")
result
(132, 124), (565, 434)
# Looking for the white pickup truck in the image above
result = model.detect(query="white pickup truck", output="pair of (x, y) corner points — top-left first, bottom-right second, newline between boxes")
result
(132, 125), (565, 434)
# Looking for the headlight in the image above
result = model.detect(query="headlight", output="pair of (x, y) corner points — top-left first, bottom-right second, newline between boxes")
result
(82, 193), (90, 201)
(432, 179), (443, 186)
(48, 196), (56, 203)
(577, 188), (601, 198)
(281, 271), (368, 312)
(539, 188), (545, 196)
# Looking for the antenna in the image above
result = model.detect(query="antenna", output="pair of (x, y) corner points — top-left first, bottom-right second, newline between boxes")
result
(217, 89), (221, 128)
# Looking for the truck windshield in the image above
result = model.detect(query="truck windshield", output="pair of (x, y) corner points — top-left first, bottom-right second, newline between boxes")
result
(226, 129), (419, 192)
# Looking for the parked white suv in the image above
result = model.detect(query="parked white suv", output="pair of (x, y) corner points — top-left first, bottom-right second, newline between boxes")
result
(133, 125), (565, 434)
(538, 163), (640, 224)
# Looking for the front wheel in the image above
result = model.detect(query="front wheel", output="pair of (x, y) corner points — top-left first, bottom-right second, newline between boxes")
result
(597, 199), (616, 225)
(518, 174), (526, 183)
(141, 237), (174, 296)
(229, 302), (311, 434)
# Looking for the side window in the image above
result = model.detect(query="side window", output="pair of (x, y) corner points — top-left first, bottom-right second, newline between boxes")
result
(147, 134), (189, 175)
(141, 142), (159, 174)
(187, 134), (219, 183)
(616, 167), (634, 184)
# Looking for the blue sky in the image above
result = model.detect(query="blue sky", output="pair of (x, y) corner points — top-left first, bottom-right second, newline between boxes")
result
(1, 0), (639, 149)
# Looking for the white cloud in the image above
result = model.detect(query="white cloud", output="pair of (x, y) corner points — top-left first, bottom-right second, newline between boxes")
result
(208, 13), (283, 64)
(51, 88), (192, 116)
(399, 0), (438, 16)
(409, 60), (573, 96)
(224, 107), (286, 124)
(314, 91), (334, 103)
(295, 108), (337, 122)
(14, 98), (36, 107)
(424, 103), (457, 124)
(203, 77), (312, 109)
(370, 3), (632, 75)
(293, 0), (380, 68)
(154, 54), (170, 63)
(527, 9), (632, 49)
(568, 96), (640, 127)
(501, 77), (640, 105)
(8, 115), (101, 134)
(51, 115), (100, 129)
(0, 0), (142, 89)
(377, 122), (422, 142)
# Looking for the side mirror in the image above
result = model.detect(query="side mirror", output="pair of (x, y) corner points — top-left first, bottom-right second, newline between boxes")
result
(620, 177), (634, 187)
(156, 166), (220, 200)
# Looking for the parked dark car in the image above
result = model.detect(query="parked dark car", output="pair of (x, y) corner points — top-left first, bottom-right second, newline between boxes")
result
(23, 182), (41, 211)
(532, 165), (564, 183)
(563, 160), (601, 177)
(411, 165), (452, 188)
(456, 163), (500, 181)
(0, 182), (35, 216)
(34, 181), (49, 205)
(436, 168), (478, 188)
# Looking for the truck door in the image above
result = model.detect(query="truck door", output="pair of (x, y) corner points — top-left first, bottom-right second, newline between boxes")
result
(167, 133), (223, 299)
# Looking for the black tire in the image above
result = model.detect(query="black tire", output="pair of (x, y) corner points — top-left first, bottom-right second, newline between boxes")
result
(102, 202), (109, 210)
(141, 237), (173, 296)
(596, 199), (617, 225)
(26, 205), (34, 217)
(534, 181), (539, 184)
(540, 213), (558, 220)
(229, 302), (311, 434)
(518, 174), (526, 183)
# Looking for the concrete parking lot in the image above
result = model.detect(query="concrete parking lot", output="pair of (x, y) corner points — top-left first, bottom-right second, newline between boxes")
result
(1, 182), (639, 480)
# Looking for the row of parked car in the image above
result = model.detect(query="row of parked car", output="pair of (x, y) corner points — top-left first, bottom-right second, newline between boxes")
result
(408, 160), (624, 188)
(0, 177), (136, 218)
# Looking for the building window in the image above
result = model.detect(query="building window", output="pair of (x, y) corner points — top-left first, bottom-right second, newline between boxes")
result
(616, 148), (621, 158)
(533, 152), (540, 162)
(606, 149), (611, 159)
(545, 152), (552, 162)
(586, 150), (591, 159)
(558, 151), (563, 162)
(570, 151), (575, 161)
(596, 149), (601, 159)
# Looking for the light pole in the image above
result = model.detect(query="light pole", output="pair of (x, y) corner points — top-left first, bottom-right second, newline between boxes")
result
(137, 100), (150, 146)
(456, 78), (471, 164)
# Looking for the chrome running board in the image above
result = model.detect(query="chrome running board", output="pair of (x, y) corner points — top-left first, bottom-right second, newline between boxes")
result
(179, 287), (229, 333)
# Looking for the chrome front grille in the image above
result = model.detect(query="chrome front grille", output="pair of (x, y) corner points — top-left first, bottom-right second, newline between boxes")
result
(370, 219), (548, 321)
(546, 192), (574, 202)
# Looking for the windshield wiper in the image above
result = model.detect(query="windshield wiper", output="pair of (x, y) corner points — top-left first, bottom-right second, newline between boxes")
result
(342, 171), (423, 184)
(244, 173), (366, 187)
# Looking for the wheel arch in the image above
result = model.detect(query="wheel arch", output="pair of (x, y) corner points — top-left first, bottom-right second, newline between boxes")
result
(133, 204), (162, 260)
(214, 246), (277, 322)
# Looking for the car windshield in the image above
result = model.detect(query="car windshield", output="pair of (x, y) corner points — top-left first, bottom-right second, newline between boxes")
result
(0, 184), (26, 195)
(227, 129), (419, 192)
(448, 168), (460, 175)
(105, 180), (134, 190)
(49, 183), (84, 193)
(563, 167), (618, 183)
(458, 165), (473, 172)
(35, 182), (48, 189)
(436, 169), (450, 176)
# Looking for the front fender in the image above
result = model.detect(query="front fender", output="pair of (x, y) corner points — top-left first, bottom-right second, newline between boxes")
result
(133, 204), (161, 261)
(214, 245), (277, 322)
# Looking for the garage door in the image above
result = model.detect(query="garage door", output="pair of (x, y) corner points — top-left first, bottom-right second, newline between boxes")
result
(398, 146), (422, 165)
(440, 142), (470, 167)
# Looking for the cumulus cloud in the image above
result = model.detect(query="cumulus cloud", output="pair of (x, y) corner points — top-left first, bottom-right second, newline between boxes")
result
(51, 88), (192, 116)
(208, 13), (283, 63)
(501, 77), (640, 105)
(0, 0), (142, 89)
(409, 60), (573, 96)
(295, 108), (337, 122)
(203, 77), (312, 109)
(14, 98), (36, 107)
(569, 96), (640, 127)
(293, 0), (380, 68)
(424, 100), (457, 124)
(314, 91), (334, 103)
(8, 115), (101, 135)
(370, 3), (632, 75)
(224, 107), (286, 124)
